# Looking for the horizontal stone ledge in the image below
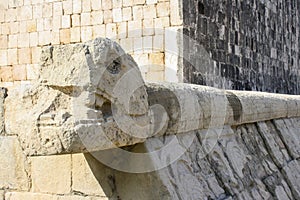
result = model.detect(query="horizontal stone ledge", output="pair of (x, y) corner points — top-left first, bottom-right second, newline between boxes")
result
(5, 81), (300, 156)
(3, 38), (300, 156)
(146, 82), (300, 131)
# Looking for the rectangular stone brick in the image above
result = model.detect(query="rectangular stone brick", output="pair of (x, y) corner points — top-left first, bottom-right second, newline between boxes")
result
(91, 0), (102, 10)
(149, 53), (164, 71)
(63, 0), (73, 15)
(170, 0), (182, 25)
(53, 2), (63, 16)
(18, 33), (30, 48)
(38, 30), (51, 45)
(70, 27), (81, 43)
(18, 5), (33, 21)
(42, 18), (52, 31)
(61, 15), (71, 28)
(19, 21), (28, 33)
(112, 8), (122, 22)
(0, 50), (8, 66)
(29, 32), (38, 47)
(36, 19), (44, 31)
(18, 48), (31, 64)
(0, 136), (29, 190)
(7, 48), (18, 65)
(73, 0), (82, 13)
(117, 22), (127, 39)
(72, 154), (107, 196)
(122, 7), (132, 21)
(133, 6), (143, 20)
(52, 16), (61, 30)
(143, 36), (153, 53)
(154, 17), (170, 34)
(91, 11), (104, 25)
(105, 23), (117, 38)
(0, 67), (13, 82)
(102, 0), (112, 10)
(153, 34), (164, 51)
(82, 0), (91, 12)
(52, 30), (60, 45)
(31, 155), (71, 194)
(143, 19), (154, 36)
(72, 14), (81, 27)
(128, 20), (142, 37)
(13, 65), (27, 81)
(8, 34), (18, 48)
(60, 29), (71, 44)
(157, 2), (170, 17)
(143, 5), (157, 19)
(120, 37), (134, 52)
(5, 192), (57, 200)
(0, 10), (4, 23)
(9, 22), (19, 34)
(5, 8), (17, 22)
(0, 35), (8, 49)
(1, 23), (9, 35)
(27, 20), (37, 32)
(81, 12), (91, 26)
(133, 37), (143, 53)
(42, 3), (52, 18)
(93, 24), (106, 38)
(103, 10), (112, 23)
(81, 26), (93, 42)
(33, 4), (43, 19)
(31, 47), (41, 64)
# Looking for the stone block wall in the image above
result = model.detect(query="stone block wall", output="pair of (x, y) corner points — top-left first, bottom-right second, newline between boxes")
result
(0, 0), (183, 88)
(183, 0), (300, 94)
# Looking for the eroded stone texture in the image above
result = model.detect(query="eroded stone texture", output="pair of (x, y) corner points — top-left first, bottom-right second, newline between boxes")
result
(0, 136), (29, 190)
(5, 38), (159, 156)
(55, 117), (298, 200)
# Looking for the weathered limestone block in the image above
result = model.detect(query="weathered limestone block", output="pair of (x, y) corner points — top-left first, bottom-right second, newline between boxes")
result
(0, 136), (29, 190)
(30, 155), (71, 194)
(282, 160), (300, 199)
(256, 121), (291, 168)
(72, 154), (108, 197)
(5, 192), (56, 200)
(273, 118), (300, 159)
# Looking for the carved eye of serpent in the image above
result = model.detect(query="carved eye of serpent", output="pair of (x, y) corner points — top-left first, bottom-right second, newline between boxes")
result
(107, 58), (121, 74)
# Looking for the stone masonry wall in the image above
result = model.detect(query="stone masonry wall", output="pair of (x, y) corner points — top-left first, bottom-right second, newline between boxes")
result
(183, 0), (300, 94)
(0, 0), (183, 88)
